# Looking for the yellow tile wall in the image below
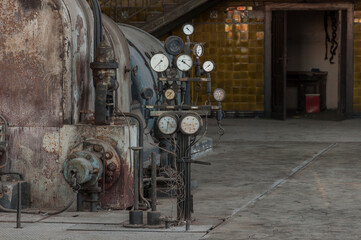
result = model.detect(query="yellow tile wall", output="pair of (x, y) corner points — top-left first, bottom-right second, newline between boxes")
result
(164, 6), (265, 112)
(354, 8), (361, 112)
(162, 3), (361, 113)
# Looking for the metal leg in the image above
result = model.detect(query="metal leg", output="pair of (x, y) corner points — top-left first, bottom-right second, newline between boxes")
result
(90, 192), (98, 212)
(77, 192), (83, 211)
(16, 182), (21, 229)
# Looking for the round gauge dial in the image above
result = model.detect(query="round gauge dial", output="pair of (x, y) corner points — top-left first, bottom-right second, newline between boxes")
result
(150, 53), (169, 72)
(182, 24), (194, 36)
(165, 36), (184, 56)
(157, 114), (178, 135)
(180, 114), (203, 135)
(176, 54), (193, 72)
(164, 89), (176, 100)
(193, 44), (204, 57)
(202, 60), (215, 73)
(213, 88), (226, 102)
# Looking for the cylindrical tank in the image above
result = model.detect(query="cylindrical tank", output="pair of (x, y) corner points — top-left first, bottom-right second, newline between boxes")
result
(118, 24), (172, 114)
(0, 0), (135, 209)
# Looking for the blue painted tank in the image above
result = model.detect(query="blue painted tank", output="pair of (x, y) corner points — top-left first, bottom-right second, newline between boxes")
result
(118, 24), (172, 116)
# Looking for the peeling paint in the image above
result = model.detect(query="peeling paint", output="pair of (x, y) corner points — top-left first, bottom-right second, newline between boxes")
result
(42, 132), (60, 154)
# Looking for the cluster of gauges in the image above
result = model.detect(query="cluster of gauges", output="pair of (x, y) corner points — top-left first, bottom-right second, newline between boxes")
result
(156, 88), (225, 136)
(157, 112), (203, 135)
(150, 23), (215, 74)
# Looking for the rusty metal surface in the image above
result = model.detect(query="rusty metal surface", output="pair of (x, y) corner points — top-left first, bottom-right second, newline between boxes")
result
(61, 0), (95, 124)
(103, 15), (132, 113)
(59, 125), (137, 210)
(0, 0), (64, 127)
(0, 0), (135, 209)
(7, 127), (67, 208)
(6, 124), (136, 209)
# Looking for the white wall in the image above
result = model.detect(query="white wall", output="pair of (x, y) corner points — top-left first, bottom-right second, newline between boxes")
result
(287, 11), (339, 110)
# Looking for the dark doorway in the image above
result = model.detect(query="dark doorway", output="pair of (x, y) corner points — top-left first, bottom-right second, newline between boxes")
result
(264, 3), (354, 120)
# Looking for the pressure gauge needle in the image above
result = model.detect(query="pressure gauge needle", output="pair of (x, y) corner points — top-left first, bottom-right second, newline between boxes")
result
(182, 60), (191, 67)
(154, 60), (163, 68)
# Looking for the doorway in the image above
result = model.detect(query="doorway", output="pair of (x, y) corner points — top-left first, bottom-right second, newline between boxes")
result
(264, 3), (354, 120)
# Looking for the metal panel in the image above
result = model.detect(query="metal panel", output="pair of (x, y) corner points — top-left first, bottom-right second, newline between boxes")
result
(62, 0), (95, 124)
(0, 0), (64, 127)
(118, 24), (171, 108)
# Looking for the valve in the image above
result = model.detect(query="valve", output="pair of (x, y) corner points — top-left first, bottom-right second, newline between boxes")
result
(63, 151), (103, 189)
(90, 42), (119, 125)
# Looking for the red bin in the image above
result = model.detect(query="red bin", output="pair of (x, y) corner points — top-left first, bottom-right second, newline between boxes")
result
(305, 94), (320, 113)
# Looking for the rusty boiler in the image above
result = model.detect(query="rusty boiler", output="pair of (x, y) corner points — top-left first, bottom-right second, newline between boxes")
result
(0, 0), (137, 210)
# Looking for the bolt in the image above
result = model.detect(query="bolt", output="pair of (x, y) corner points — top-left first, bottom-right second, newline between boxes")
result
(107, 162), (116, 171)
(105, 152), (113, 160)
(93, 145), (102, 152)
(106, 171), (114, 177)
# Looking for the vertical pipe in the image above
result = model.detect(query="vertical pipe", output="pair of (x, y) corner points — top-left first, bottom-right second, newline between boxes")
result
(16, 182), (21, 229)
(90, 192), (98, 212)
(184, 36), (191, 105)
(133, 150), (139, 211)
(77, 192), (83, 211)
(151, 152), (157, 212)
(121, 113), (144, 207)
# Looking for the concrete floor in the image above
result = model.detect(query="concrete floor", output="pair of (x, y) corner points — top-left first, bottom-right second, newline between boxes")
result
(1, 118), (361, 239)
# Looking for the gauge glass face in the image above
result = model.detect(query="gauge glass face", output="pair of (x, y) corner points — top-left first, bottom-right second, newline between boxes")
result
(150, 53), (169, 72)
(165, 36), (184, 55)
(183, 24), (194, 36)
(213, 88), (226, 102)
(193, 44), (204, 57)
(176, 54), (193, 72)
(202, 60), (215, 72)
(180, 115), (202, 135)
(164, 89), (176, 100)
(158, 115), (178, 135)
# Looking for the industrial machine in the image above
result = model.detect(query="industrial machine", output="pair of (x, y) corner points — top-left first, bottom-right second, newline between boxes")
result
(141, 23), (225, 226)
(0, 0), (136, 210)
(0, 0), (224, 230)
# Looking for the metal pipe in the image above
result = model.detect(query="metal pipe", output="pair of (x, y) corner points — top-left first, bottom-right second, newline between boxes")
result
(151, 152), (157, 212)
(90, 0), (103, 50)
(133, 150), (139, 210)
(90, 192), (98, 212)
(16, 182), (21, 228)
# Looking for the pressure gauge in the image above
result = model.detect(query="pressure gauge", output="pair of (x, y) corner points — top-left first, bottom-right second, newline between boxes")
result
(176, 54), (193, 72)
(165, 36), (184, 56)
(202, 60), (215, 73)
(150, 53), (169, 72)
(182, 23), (194, 36)
(157, 114), (178, 135)
(180, 113), (203, 135)
(193, 44), (204, 57)
(213, 88), (226, 102)
(164, 88), (176, 100)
